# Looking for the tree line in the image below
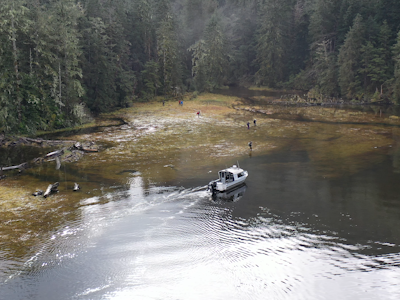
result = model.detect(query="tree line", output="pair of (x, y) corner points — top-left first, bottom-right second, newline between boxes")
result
(2, 0), (400, 133)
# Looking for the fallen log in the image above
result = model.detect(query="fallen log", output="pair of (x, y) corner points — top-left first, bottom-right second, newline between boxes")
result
(0, 139), (99, 179)
(25, 137), (76, 145)
(46, 149), (64, 158)
(55, 156), (61, 170)
(1, 162), (29, 171)
(0, 167), (4, 180)
(43, 182), (59, 198)
(1, 137), (76, 147)
(74, 142), (98, 152)
(74, 142), (82, 149)
(32, 190), (43, 196)
(82, 148), (98, 152)
(23, 137), (43, 144)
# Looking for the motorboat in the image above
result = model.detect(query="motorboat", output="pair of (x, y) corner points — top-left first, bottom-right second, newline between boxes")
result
(208, 164), (248, 193)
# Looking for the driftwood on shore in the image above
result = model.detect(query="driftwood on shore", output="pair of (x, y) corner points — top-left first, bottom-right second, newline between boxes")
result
(73, 141), (98, 152)
(32, 190), (43, 196)
(1, 162), (29, 171)
(32, 182), (80, 197)
(44, 182), (59, 198)
(0, 136), (77, 148)
(46, 149), (64, 158)
(0, 137), (99, 178)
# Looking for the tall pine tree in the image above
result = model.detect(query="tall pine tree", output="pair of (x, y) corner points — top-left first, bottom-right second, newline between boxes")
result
(338, 14), (364, 99)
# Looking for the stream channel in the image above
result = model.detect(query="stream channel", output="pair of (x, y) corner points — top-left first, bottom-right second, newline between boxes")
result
(1, 88), (400, 299)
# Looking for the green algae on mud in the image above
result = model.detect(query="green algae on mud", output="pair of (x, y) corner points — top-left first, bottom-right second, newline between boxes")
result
(1, 92), (399, 261)
(1, 92), (398, 194)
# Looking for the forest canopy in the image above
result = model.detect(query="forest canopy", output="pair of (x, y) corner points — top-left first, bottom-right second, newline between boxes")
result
(2, 0), (400, 133)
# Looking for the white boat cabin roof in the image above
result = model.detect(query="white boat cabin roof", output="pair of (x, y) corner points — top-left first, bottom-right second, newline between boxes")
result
(219, 165), (244, 175)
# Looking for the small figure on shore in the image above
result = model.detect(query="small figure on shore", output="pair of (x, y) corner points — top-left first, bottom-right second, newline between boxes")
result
(247, 122), (250, 129)
(197, 111), (200, 117)
(181, 100), (184, 106)
(248, 141), (252, 150)
(253, 119), (257, 126)
(163, 100), (165, 106)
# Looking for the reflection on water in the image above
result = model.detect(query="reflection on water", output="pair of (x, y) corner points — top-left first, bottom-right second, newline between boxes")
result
(212, 183), (247, 202)
(2, 94), (400, 299)
(0, 146), (50, 166)
(1, 146), (400, 300)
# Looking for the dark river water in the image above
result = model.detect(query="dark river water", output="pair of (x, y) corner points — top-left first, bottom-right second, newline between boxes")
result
(1, 94), (400, 299)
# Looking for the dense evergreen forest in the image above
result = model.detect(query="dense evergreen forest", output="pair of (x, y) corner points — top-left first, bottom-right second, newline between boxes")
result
(2, 0), (400, 133)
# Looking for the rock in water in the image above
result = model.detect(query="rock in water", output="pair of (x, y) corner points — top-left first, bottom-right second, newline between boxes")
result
(73, 183), (80, 191)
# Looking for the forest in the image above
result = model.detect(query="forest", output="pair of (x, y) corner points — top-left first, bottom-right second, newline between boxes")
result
(2, 0), (400, 133)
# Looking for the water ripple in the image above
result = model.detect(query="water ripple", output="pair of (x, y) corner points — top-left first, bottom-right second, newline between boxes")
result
(2, 186), (400, 300)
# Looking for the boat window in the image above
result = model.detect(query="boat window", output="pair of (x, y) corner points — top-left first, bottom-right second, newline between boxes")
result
(238, 172), (244, 178)
(226, 172), (234, 182)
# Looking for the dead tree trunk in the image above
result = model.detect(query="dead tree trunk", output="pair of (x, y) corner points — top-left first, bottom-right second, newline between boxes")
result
(1, 162), (28, 171)
(0, 166), (5, 180)
(55, 156), (61, 170)
(11, 9), (21, 122)
(44, 182), (59, 198)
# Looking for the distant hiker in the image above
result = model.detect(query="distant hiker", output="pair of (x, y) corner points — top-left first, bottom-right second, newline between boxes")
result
(163, 100), (165, 106)
(248, 141), (252, 150)
(253, 119), (257, 126)
(197, 111), (200, 117)
(181, 100), (184, 106)
(247, 122), (250, 129)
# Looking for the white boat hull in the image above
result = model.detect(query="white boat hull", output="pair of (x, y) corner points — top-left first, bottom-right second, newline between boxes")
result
(215, 174), (247, 192)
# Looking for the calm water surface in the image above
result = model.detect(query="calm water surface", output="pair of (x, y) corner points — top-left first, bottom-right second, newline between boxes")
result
(1, 98), (400, 299)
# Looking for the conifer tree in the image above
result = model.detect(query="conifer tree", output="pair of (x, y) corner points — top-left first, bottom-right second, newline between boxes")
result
(338, 14), (364, 99)
(188, 39), (207, 91)
(46, 0), (84, 125)
(189, 12), (229, 91)
(392, 31), (400, 104)
(157, 12), (183, 97)
(374, 21), (393, 93)
(255, 0), (292, 87)
(141, 60), (161, 98)
(0, 0), (31, 131)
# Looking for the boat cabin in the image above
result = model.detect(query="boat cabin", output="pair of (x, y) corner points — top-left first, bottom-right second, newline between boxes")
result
(218, 166), (246, 184)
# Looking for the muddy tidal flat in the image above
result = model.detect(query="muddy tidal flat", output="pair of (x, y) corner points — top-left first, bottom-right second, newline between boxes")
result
(1, 92), (400, 300)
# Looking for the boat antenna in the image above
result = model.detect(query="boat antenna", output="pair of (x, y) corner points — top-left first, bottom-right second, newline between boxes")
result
(237, 161), (240, 168)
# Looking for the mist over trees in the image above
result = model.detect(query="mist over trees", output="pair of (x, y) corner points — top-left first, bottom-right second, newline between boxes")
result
(2, 0), (400, 133)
